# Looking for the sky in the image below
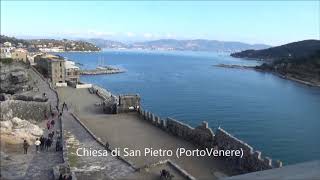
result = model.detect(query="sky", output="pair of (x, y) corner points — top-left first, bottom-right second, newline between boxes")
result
(1, 1), (319, 46)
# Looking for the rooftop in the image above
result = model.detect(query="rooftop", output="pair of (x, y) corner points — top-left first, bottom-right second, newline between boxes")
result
(65, 60), (79, 70)
(39, 54), (65, 62)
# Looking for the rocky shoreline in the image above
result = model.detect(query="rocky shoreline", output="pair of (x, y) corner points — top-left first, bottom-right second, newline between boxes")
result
(214, 64), (320, 88)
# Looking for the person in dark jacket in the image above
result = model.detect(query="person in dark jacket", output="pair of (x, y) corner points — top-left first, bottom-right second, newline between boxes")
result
(23, 140), (29, 154)
(45, 138), (52, 150)
(51, 119), (55, 127)
(56, 138), (61, 151)
(40, 136), (45, 151)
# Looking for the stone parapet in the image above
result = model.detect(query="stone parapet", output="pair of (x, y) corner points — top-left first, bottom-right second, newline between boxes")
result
(138, 107), (283, 174)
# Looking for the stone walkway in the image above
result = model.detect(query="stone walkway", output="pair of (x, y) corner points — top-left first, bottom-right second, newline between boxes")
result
(57, 86), (234, 179)
(62, 111), (135, 179)
(0, 67), (63, 180)
(23, 68), (63, 180)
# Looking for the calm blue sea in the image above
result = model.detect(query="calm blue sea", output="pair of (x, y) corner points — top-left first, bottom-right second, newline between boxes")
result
(56, 50), (320, 165)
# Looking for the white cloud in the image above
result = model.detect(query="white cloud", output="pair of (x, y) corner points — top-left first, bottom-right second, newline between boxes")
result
(165, 33), (176, 39)
(126, 32), (136, 37)
(87, 30), (116, 37)
(143, 33), (154, 39)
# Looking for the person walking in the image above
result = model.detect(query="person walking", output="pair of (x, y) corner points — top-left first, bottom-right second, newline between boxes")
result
(62, 102), (69, 111)
(51, 119), (55, 127)
(56, 137), (61, 151)
(23, 140), (29, 154)
(47, 120), (51, 130)
(35, 138), (41, 152)
(45, 138), (52, 150)
(40, 136), (45, 151)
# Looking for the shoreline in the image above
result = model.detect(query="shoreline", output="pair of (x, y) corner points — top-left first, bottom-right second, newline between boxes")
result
(214, 64), (320, 88)
(271, 72), (320, 88)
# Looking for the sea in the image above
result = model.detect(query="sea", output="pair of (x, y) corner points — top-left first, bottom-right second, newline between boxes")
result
(56, 50), (320, 165)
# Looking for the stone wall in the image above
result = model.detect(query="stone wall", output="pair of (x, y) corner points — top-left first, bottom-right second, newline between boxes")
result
(91, 85), (140, 114)
(139, 107), (214, 148)
(137, 107), (282, 174)
(0, 100), (50, 122)
(76, 83), (92, 89)
(91, 85), (115, 101)
(117, 94), (140, 113)
(214, 128), (282, 173)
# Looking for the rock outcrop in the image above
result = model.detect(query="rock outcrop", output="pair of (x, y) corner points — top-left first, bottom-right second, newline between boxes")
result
(0, 117), (43, 144)
(0, 100), (50, 122)
(0, 63), (30, 94)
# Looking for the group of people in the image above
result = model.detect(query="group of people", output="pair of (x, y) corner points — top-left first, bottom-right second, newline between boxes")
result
(23, 101), (69, 154)
(24, 130), (62, 154)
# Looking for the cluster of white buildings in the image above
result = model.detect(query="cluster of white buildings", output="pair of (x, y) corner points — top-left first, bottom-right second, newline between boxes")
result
(1, 42), (17, 58)
(0, 41), (45, 65)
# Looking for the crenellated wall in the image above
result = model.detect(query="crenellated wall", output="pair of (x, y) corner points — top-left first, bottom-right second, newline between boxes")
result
(137, 107), (282, 174)
(214, 128), (282, 173)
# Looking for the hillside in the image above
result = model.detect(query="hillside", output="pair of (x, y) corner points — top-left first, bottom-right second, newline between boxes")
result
(0, 35), (101, 52)
(86, 39), (127, 49)
(231, 40), (320, 60)
(256, 50), (320, 86)
(28, 38), (101, 51)
(87, 38), (270, 52)
(0, 35), (30, 46)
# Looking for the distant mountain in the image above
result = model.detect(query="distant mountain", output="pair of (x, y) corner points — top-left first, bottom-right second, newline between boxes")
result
(86, 38), (270, 52)
(86, 38), (127, 49)
(231, 40), (320, 60)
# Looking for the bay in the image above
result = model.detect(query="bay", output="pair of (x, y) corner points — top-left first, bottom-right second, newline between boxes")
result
(57, 50), (320, 165)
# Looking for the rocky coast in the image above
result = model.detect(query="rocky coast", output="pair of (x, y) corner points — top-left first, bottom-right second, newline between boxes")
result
(214, 64), (320, 88)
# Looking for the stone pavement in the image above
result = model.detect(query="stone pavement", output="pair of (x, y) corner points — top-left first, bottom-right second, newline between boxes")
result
(62, 112), (134, 179)
(62, 111), (135, 179)
(23, 68), (63, 180)
(2, 121), (63, 180)
(57, 86), (234, 179)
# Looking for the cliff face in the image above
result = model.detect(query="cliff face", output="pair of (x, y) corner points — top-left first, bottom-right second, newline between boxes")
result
(0, 62), (50, 122)
(0, 63), (30, 94)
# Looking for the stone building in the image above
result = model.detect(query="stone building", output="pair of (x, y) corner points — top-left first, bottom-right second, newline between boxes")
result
(11, 48), (28, 62)
(0, 46), (15, 59)
(34, 54), (66, 86)
(64, 60), (80, 83)
(101, 94), (140, 114)
(117, 94), (140, 113)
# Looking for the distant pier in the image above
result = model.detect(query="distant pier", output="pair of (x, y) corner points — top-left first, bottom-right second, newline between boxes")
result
(80, 66), (125, 75)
